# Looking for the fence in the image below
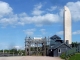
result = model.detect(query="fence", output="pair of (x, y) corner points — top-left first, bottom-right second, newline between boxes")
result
(65, 47), (76, 57)
(65, 45), (80, 58)
(0, 52), (23, 57)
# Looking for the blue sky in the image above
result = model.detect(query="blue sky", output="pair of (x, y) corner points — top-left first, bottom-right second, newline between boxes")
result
(0, 0), (80, 49)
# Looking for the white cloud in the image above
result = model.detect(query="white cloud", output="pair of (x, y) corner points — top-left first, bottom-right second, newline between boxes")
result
(40, 29), (46, 35)
(59, 9), (63, 18)
(73, 30), (80, 35)
(13, 46), (22, 50)
(18, 13), (60, 26)
(0, 1), (60, 27)
(23, 28), (36, 36)
(0, 14), (18, 26)
(0, 1), (18, 27)
(66, 1), (80, 21)
(56, 30), (80, 35)
(0, 1), (13, 18)
(19, 12), (28, 17)
(59, 1), (80, 22)
(56, 31), (63, 35)
(32, 3), (44, 15)
(1, 1), (80, 27)
(47, 6), (57, 11)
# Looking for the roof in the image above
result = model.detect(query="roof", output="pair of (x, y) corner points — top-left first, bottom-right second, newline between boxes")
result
(55, 40), (64, 43)
(50, 35), (61, 40)
(53, 43), (71, 49)
(34, 37), (42, 40)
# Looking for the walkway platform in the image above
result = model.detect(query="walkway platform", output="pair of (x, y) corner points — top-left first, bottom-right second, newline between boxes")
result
(0, 56), (63, 60)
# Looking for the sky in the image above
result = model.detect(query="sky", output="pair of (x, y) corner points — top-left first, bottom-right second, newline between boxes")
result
(0, 0), (80, 49)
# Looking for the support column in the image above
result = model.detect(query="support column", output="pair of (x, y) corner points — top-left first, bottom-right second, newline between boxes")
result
(35, 43), (36, 55)
(28, 41), (31, 55)
(25, 38), (27, 56)
(37, 42), (38, 55)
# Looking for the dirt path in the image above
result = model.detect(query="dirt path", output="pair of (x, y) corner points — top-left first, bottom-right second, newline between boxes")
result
(0, 56), (64, 60)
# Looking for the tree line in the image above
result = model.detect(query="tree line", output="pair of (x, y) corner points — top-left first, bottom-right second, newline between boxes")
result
(0, 48), (25, 56)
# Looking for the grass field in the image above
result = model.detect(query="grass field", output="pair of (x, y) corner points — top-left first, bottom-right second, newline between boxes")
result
(69, 53), (80, 60)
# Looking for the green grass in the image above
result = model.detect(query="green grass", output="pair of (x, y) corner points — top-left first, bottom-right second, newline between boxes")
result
(69, 53), (80, 60)
(60, 52), (66, 59)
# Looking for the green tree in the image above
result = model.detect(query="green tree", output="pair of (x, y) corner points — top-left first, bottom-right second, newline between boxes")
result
(71, 42), (79, 47)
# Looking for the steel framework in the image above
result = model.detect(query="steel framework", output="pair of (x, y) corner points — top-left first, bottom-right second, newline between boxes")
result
(25, 37), (50, 56)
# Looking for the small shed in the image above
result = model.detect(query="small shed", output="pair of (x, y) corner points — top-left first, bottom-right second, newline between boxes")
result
(48, 35), (71, 57)
(49, 43), (71, 57)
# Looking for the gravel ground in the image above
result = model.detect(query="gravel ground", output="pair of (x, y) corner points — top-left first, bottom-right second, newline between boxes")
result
(0, 56), (64, 60)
